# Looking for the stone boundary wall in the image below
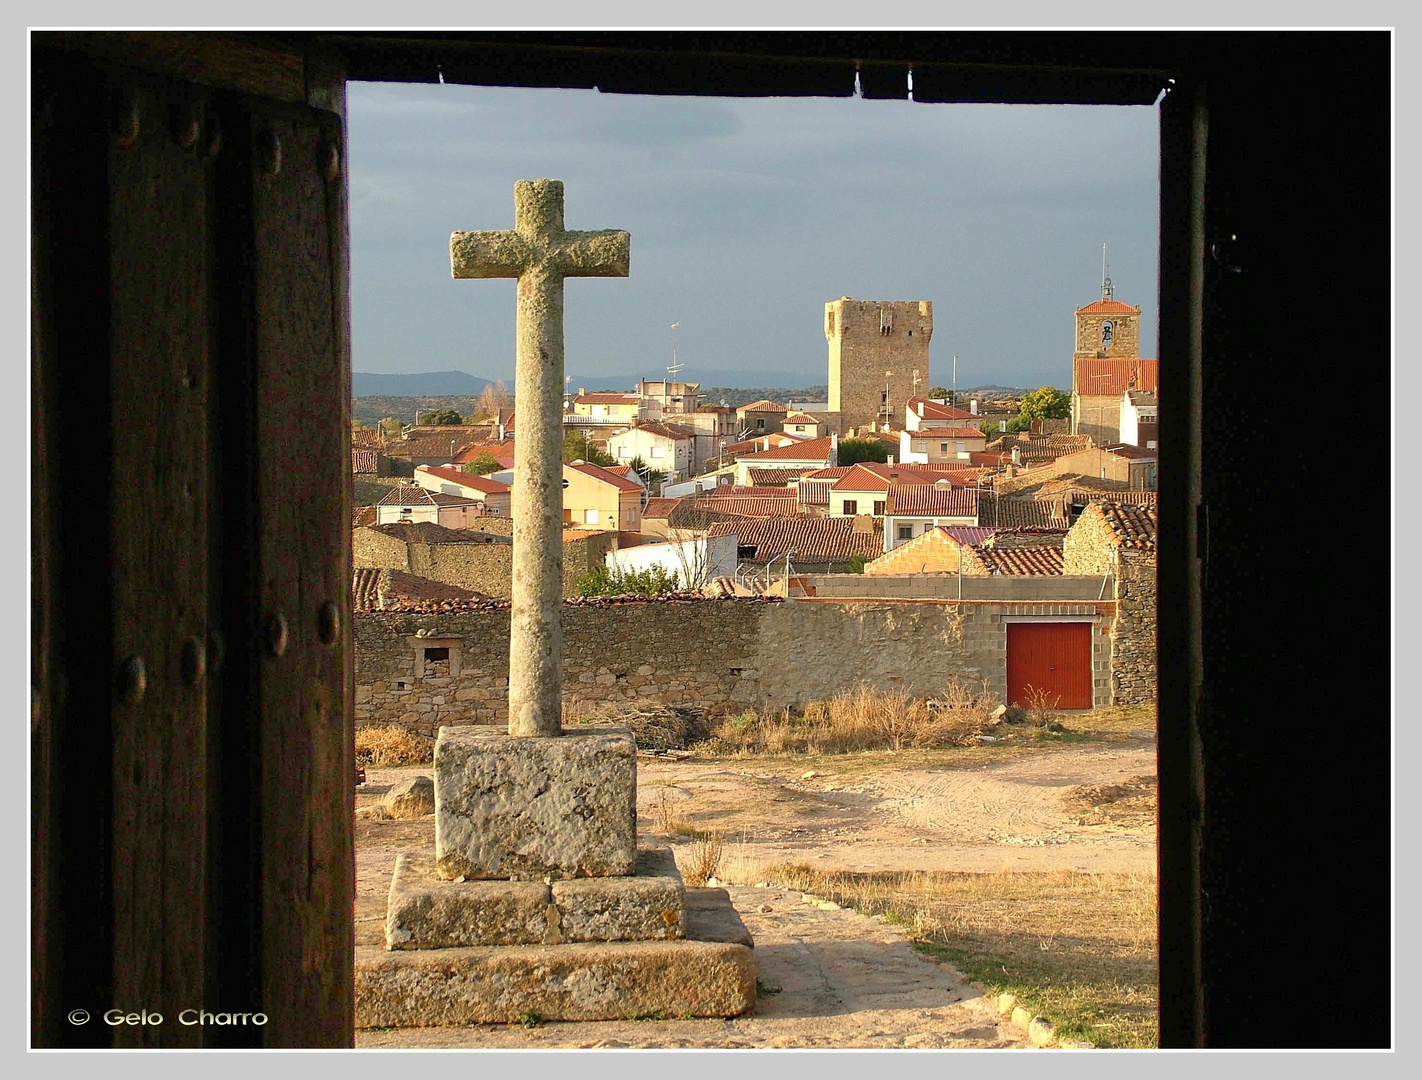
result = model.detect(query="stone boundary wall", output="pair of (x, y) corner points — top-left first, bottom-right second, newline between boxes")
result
(353, 596), (1121, 735)
(1111, 552), (1157, 704)
(803, 573), (1114, 601)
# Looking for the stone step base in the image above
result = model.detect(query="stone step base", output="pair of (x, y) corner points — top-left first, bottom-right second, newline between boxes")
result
(356, 890), (755, 1027)
(386, 841), (686, 949)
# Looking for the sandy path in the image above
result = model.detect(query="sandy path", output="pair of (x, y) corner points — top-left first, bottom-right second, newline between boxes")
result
(356, 884), (1032, 1050)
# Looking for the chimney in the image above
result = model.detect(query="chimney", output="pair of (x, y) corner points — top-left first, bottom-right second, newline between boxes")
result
(970, 399), (978, 415)
(887, 453), (895, 466)
(578, 387), (585, 396)
(829, 430), (839, 466)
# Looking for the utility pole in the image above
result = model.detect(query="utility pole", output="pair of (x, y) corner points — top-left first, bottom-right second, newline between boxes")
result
(951, 354), (957, 408)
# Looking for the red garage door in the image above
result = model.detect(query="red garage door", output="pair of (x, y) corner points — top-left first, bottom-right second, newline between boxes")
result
(1006, 622), (1093, 709)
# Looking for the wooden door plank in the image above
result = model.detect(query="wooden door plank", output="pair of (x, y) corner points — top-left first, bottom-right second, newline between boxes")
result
(106, 79), (213, 1049)
(248, 108), (353, 1047)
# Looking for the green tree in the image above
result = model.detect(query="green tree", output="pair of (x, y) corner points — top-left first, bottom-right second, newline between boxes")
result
(461, 453), (504, 476)
(843, 554), (868, 574)
(421, 408), (464, 425)
(576, 563), (681, 598)
(627, 455), (666, 496)
(927, 385), (950, 400)
(979, 420), (1000, 439)
(1019, 386), (1070, 421)
(1005, 415), (1032, 433)
(378, 416), (403, 440)
(563, 430), (615, 467)
(838, 437), (890, 466)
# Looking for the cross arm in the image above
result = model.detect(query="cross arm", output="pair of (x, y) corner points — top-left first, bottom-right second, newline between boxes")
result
(450, 230), (530, 279)
(556, 229), (631, 279)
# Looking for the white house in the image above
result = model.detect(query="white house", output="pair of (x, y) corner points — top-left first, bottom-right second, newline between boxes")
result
(412, 464), (513, 516)
(899, 426), (988, 465)
(605, 420), (695, 483)
(605, 532), (739, 590)
(733, 433), (838, 486)
(1120, 390), (1158, 449)
(903, 396), (980, 432)
(882, 483), (980, 551)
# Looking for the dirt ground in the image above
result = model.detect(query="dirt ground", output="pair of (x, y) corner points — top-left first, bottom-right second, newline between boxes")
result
(353, 728), (1156, 1049)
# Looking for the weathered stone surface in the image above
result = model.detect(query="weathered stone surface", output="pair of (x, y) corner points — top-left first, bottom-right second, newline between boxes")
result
(383, 775), (434, 818)
(1029, 1016), (1056, 1047)
(354, 938), (755, 1026)
(685, 887), (754, 947)
(552, 843), (686, 943)
(434, 725), (637, 880)
(385, 853), (553, 949)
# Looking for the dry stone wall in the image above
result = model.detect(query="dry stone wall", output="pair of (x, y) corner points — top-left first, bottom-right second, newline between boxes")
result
(1111, 552), (1157, 705)
(353, 595), (1136, 734)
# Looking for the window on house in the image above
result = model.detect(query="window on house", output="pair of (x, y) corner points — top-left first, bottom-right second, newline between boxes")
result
(757, 419), (764, 429)
(737, 545), (756, 560)
(873, 500), (886, 515)
(651, 446), (665, 457)
(898, 525), (912, 540)
(585, 509), (599, 524)
(843, 499), (858, 515)
(940, 443), (948, 454)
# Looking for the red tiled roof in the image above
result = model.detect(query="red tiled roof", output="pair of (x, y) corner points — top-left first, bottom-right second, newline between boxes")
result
(1103, 444), (1158, 460)
(976, 493), (1072, 529)
(574, 393), (640, 405)
(363, 521), (498, 545)
(1075, 298), (1141, 315)
(796, 479), (833, 507)
(697, 497), (801, 518)
(831, 466), (897, 492)
(724, 486), (798, 498)
(451, 444), (515, 468)
(748, 467), (814, 486)
(708, 516), (883, 564)
(739, 435), (836, 462)
(353, 568), (485, 610)
(642, 497), (683, 519)
(886, 485), (979, 517)
(783, 411), (820, 424)
(976, 545), (1065, 576)
(1089, 501), (1158, 552)
(614, 420), (694, 441)
(352, 428), (384, 449)
(908, 397), (979, 422)
(804, 466), (854, 480)
(736, 399), (787, 414)
(907, 427), (988, 440)
(352, 505), (377, 528)
(377, 483), (479, 508)
(1073, 358), (1160, 397)
(1071, 489), (1157, 507)
(352, 448), (380, 473)
(567, 460), (644, 492)
(415, 464), (511, 495)
(941, 526), (999, 547)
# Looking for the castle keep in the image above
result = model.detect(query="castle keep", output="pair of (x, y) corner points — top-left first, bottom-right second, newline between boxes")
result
(825, 298), (932, 434)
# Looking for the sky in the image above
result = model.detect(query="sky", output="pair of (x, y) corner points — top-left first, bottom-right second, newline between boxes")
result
(348, 81), (1160, 392)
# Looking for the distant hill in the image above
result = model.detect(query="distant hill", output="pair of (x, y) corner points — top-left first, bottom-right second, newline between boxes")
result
(353, 370), (492, 397)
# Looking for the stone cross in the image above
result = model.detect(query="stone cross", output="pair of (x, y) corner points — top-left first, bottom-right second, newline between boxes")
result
(451, 179), (630, 737)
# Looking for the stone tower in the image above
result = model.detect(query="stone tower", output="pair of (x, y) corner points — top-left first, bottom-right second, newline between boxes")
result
(1073, 271), (1141, 359)
(825, 298), (932, 435)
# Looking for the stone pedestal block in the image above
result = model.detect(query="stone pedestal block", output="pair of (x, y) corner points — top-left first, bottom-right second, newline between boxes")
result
(386, 842), (686, 949)
(434, 725), (637, 881)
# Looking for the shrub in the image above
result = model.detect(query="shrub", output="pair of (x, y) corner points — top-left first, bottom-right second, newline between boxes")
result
(354, 724), (433, 766)
(838, 437), (889, 466)
(576, 563), (682, 597)
(462, 453), (503, 475)
(680, 830), (726, 887)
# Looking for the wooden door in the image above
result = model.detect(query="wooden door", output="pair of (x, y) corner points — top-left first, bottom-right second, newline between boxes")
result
(1006, 622), (1092, 709)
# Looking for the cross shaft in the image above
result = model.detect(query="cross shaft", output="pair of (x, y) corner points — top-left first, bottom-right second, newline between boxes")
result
(450, 179), (630, 737)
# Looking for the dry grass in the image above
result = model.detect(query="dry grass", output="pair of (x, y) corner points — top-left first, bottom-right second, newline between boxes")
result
(569, 697), (711, 751)
(751, 863), (1159, 1048)
(354, 724), (433, 767)
(647, 786), (691, 837)
(709, 680), (998, 755)
(678, 831), (726, 887)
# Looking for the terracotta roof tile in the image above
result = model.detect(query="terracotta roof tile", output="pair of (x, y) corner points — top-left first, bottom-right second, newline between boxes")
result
(976, 545), (1065, 575)
(1075, 298), (1141, 315)
(352, 448), (380, 473)
(736, 399), (788, 414)
(707, 516), (882, 564)
(414, 464), (511, 495)
(748, 467), (815, 486)
(352, 505), (377, 529)
(975, 493), (1072, 529)
(907, 427), (988, 439)
(908, 397), (979, 422)
(642, 498), (683, 519)
(567, 460), (644, 492)
(1089, 501), (1158, 552)
(362, 521), (500, 545)
(886, 485), (979, 517)
(1073, 358), (1160, 397)
(739, 436), (836, 462)
(451, 444), (516, 468)
(574, 393), (640, 405)
(1071, 489), (1157, 507)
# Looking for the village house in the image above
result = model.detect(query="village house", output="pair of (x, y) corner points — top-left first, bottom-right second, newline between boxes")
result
(735, 398), (789, 436)
(1052, 444), (1158, 490)
(707, 515), (883, 574)
(782, 411), (826, 437)
(866, 525), (1067, 576)
(565, 390), (642, 435)
(374, 483), (483, 528)
(635, 378), (701, 415)
(563, 460), (644, 531)
(606, 420), (696, 482)
(1120, 389), (1158, 449)
(883, 483), (980, 549)
(1072, 358), (1160, 446)
(412, 464), (512, 516)
(903, 396), (980, 431)
(898, 425), (988, 464)
(733, 433), (838, 485)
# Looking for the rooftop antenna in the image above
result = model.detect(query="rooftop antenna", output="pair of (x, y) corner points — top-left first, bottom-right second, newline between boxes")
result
(1102, 243), (1113, 301)
(667, 322), (684, 378)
